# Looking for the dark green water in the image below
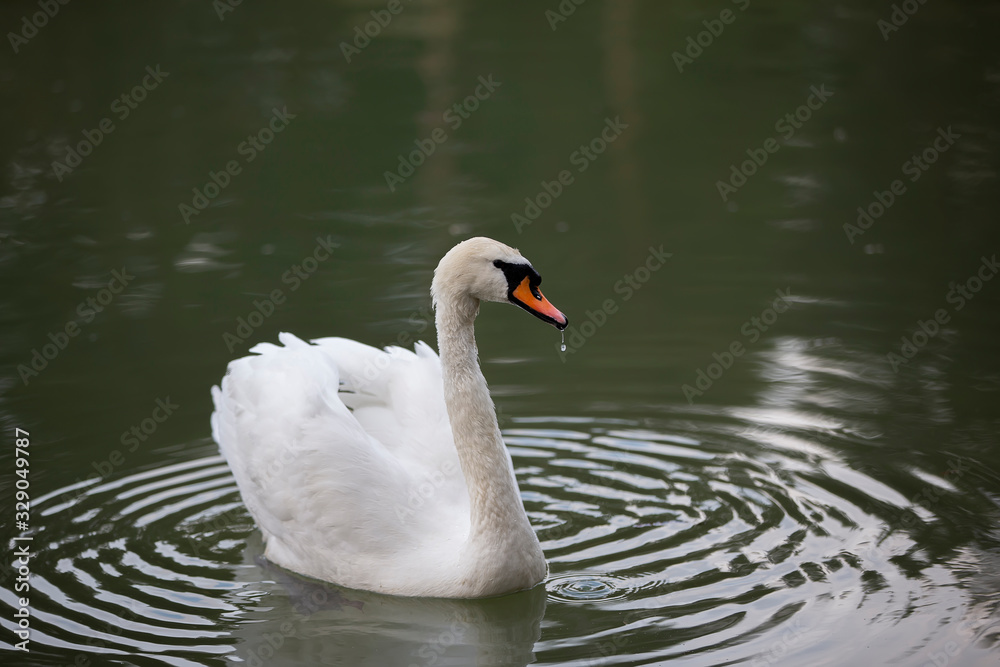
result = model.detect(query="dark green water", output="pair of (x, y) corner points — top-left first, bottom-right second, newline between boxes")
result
(2, 1), (1000, 665)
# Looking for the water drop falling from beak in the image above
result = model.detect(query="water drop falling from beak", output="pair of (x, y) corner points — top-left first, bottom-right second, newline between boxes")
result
(560, 330), (566, 352)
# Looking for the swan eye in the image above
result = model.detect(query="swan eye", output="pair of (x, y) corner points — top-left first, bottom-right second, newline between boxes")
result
(493, 259), (543, 297)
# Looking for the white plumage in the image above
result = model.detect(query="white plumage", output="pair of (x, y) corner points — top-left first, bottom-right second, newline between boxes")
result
(211, 238), (568, 598)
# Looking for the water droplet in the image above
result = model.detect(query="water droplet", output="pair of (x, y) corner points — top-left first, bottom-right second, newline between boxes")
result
(548, 574), (629, 602)
(560, 330), (566, 352)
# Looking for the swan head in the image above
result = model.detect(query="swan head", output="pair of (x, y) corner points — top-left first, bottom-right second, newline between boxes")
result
(432, 237), (568, 330)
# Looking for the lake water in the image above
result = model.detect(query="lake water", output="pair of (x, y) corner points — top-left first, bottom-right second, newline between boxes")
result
(2, 1), (1000, 665)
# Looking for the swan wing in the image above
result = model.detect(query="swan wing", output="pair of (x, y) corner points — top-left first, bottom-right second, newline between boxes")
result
(211, 333), (468, 591)
(310, 336), (460, 474)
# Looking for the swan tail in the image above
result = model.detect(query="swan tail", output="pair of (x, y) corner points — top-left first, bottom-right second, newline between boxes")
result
(209, 333), (465, 589)
(211, 334), (354, 537)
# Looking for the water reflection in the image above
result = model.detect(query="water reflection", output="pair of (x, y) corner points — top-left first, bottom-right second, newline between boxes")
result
(2, 398), (998, 665)
(233, 562), (545, 667)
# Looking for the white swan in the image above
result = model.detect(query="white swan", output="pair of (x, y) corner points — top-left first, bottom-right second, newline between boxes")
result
(211, 237), (568, 598)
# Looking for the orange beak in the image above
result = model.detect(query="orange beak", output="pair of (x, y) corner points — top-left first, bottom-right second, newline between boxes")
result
(511, 276), (568, 330)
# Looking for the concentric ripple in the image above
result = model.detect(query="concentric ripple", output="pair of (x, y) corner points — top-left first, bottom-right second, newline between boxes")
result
(2, 416), (997, 666)
(509, 414), (999, 666)
(0, 450), (254, 666)
(547, 574), (631, 603)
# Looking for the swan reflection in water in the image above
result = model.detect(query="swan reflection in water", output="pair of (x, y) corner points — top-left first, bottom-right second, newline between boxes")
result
(228, 553), (546, 667)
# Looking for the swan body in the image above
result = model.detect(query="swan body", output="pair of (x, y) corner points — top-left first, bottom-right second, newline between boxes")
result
(211, 237), (568, 598)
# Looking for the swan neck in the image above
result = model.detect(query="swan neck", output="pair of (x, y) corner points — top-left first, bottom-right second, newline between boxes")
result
(435, 298), (530, 540)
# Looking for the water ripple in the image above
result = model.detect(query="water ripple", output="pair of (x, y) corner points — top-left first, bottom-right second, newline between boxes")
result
(2, 415), (996, 665)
